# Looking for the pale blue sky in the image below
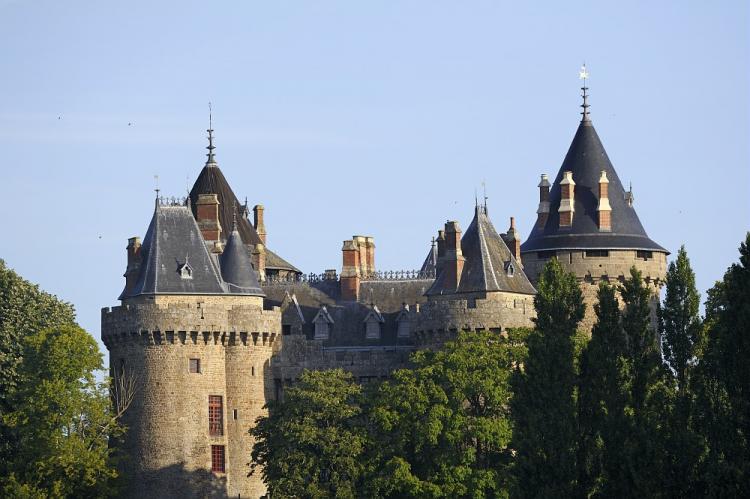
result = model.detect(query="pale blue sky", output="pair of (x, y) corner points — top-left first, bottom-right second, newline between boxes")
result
(1, 1), (748, 353)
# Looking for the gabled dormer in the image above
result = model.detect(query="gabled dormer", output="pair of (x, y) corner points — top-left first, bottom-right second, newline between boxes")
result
(363, 305), (384, 340)
(395, 303), (412, 339)
(312, 306), (334, 340)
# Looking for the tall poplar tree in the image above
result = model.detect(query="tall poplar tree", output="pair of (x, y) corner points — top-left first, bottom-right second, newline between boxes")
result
(578, 283), (633, 497)
(620, 267), (671, 496)
(511, 258), (584, 498)
(659, 246), (703, 496)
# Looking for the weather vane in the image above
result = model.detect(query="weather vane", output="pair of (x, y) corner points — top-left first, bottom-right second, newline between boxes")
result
(579, 63), (589, 82)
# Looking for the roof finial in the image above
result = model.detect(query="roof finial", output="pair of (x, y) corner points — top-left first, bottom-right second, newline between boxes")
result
(579, 63), (591, 123)
(154, 174), (160, 207)
(482, 179), (488, 214)
(206, 102), (217, 165)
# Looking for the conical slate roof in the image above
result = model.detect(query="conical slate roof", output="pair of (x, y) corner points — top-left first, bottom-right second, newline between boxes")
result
(120, 203), (226, 299)
(419, 240), (438, 274)
(189, 164), (301, 273)
(521, 119), (667, 253)
(427, 206), (537, 296)
(220, 227), (263, 294)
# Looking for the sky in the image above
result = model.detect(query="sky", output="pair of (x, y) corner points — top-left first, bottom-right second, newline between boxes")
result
(0, 1), (748, 358)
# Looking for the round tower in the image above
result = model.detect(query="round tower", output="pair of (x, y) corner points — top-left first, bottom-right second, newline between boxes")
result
(104, 200), (280, 498)
(521, 72), (668, 331)
(415, 206), (536, 348)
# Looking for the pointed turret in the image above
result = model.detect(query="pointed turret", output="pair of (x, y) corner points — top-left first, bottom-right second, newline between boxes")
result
(427, 203), (536, 296)
(220, 222), (264, 295)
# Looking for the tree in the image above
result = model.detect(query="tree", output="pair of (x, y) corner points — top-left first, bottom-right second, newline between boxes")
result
(578, 283), (633, 497)
(660, 246), (703, 389)
(2, 325), (123, 498)
(511, 258), (585, 498)
(658, 246), (704, 496)
(0, 260), (76, 475)
(367, 329), (529, 498)
(620, 267), (672, 497)
(692, 233), (750, 496)
(251, 369), (366, 498)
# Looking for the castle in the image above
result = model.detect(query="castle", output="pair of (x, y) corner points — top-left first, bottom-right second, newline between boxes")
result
(101, 80), (668, 498)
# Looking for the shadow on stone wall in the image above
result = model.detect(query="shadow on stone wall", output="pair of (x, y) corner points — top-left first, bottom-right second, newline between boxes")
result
(133, 462), (229, 499)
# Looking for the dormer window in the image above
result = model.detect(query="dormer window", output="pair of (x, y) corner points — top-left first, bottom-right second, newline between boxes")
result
(363, 305), (385, 340)
(505, 261), (515, 277)
(312, 306), (334, 340)
(396, 304), (411, 339)
(178, 261), (193, 279)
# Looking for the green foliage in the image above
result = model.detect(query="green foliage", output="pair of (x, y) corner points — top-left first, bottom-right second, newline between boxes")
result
(0, 260), (77, 468)
(578, 283), (633, 497)
(3, 325), (122, 498)
(251, 369), (366, 498)
(660, 246), (703, 389)
(512, 258), (584, 498)
(692, 233), (750, 495)
(367, 329), (529, 498)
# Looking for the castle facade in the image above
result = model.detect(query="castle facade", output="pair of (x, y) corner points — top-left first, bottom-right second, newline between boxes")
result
(102, 88), (667, 498)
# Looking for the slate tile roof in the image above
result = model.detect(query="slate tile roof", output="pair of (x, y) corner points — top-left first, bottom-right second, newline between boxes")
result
(521, 120), (667, 253)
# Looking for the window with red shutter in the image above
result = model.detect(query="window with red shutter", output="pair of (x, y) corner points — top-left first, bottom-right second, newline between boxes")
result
(208, 395), (223, 436)
(211, 445), (225, 473)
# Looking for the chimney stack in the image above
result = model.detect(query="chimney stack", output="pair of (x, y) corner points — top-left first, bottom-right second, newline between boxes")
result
(436, 229), (446, 277)
(340, 239), (361, 301)
(536, 174), (551, 229)
(502, 217), (522, 265)
(253, 243), (267, 282)
(558, 171), (576, 227)
(365, 236), (376, 277)
(353, 236), (369, 278)
(253, 205), (266, 244)
(123, 237), (142, 295)
(443, 221), (465, 291)
(597, 170), (612, 231)
(196, 193), (222, 242)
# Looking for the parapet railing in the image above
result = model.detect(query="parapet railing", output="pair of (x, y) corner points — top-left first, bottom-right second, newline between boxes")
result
(263, 269), (435, 286)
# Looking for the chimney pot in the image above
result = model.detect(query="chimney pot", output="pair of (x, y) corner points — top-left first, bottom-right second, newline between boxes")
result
(196, 194), (222, 241)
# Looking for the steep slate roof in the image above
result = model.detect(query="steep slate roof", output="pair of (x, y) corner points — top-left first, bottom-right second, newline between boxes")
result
(420, 240), (438, 274)
(121, 203), (226, 298)
(427, 206), (537, 296)
(521, 116), (667, 253)
(189, 164), (301, 273)
(220, 227), (264, 295)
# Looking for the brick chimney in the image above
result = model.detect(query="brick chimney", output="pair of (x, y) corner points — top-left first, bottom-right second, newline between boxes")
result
(253, 243), (267, 282)
(436, 229), (446, 277)
(353, 236), (368, 277)
(443, 221), (465, 291)
(253, 204), (266, 244)
(196, 194), (222, 242)
(340, 239), (360, 301)
(558, 171), (576, 227)
(597, 170), (612, 231)
(123, 237), (142, 295)
(365, 236), (375, 276)
(502, 217), (522, 265)
(536, 174), (551, 228)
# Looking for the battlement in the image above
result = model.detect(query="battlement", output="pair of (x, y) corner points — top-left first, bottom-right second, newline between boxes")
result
(415, 291), (535, 346)
(101, 299), (281, 349)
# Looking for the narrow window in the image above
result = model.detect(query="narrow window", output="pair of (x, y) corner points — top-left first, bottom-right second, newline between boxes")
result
(233, 409), (238, 420)
(211, 445), (225, 473)
(585, 250), (610, 258)
(636, 250), (653, 260)
(189, 358), (201, 373)
(251, 366), (255, 376)
(282, 324), (292, 335)
(208, 395), (223, 436)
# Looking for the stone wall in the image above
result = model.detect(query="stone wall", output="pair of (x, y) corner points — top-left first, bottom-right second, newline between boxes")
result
(521, 249), (668, 331)
(415, 291), (536, 347)
(102, 296), (280, 499)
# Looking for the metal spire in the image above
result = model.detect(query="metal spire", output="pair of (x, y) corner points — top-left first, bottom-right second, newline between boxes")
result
(206, 102), (217, 165)
(579, 64), (591, 123)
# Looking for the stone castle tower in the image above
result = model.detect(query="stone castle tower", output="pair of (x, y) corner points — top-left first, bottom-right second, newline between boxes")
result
(101, 78), (668, 498)
(520, 76), (668, 329)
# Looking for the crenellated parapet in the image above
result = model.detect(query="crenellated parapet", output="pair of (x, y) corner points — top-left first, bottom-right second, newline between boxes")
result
(414, 292), (535, 348)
